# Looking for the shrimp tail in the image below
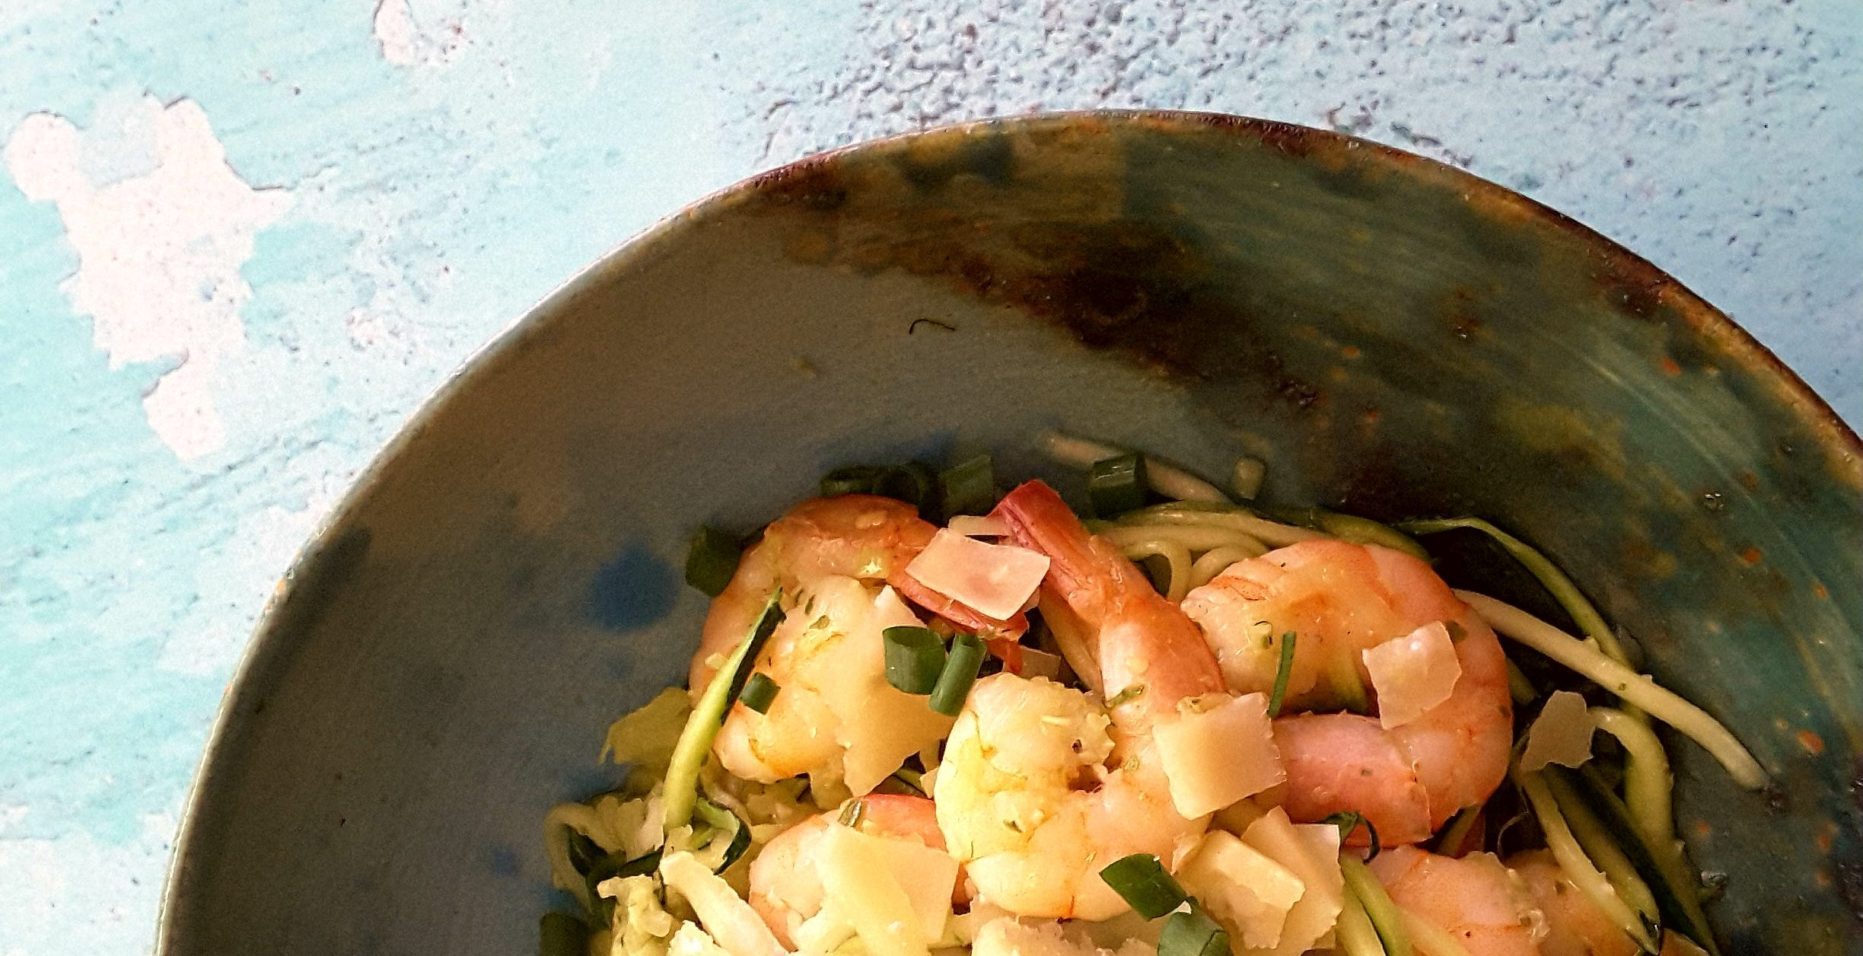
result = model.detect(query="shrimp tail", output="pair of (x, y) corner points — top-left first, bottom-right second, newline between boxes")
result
(994, 481), (1224, 713)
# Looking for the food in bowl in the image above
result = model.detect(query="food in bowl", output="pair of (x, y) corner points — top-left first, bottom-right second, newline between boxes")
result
(542, 435), (1763, 956)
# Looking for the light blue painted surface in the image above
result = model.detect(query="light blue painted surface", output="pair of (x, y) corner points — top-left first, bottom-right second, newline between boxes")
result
(0, 2), (1858, 952)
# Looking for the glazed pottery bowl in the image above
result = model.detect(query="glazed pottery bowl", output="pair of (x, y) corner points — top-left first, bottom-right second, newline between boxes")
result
(158, 112), (1862, 954)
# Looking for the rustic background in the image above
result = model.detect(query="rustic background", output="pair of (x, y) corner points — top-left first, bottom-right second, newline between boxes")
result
(1, 2), (1858, 952)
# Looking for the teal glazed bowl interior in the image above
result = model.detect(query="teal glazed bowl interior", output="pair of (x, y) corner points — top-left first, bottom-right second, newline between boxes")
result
(159, 112), (1863, 954)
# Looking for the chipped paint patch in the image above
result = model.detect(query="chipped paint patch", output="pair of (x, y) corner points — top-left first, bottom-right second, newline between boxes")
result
(372, 0), (471, 68)
(3, 97), (290, 461)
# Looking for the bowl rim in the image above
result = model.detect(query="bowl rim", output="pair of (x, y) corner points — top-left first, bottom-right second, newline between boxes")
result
(152, 108), (1863, 952)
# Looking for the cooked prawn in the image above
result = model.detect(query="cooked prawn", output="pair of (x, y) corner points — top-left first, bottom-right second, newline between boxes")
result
(690, 495), (934, 690)
(691, 496), (951, 797)
(1181, 540), (1512, 844)
(1369, 846), (1545, 955)
(749, 794), (953, 948)
(932, 481), (1228, 920)
(1509, 850), (1638, 956)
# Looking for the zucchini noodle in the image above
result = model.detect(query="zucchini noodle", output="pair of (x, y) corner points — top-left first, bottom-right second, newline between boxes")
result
(1116, 502), (1322, 547)
(1543, 771), (1663, 938)
(1517, 769), (1661, 953)
(1096, 523), (1273, 554)
(1188, 545), (1265, 590)
(1117, 537), (1194, 601)
(1401, 517), (1631, 666)
(1334, 888), (1387, 956)
(1592, 707), (1675, 851)
(1038, 430), (1232, 503)
(1460, 590), (1768, 790)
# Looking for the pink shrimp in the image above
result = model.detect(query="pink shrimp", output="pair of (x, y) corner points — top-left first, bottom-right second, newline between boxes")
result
(691, 496), (956, 795)
(1509, 850), (1640, 956)
(928, 481), (1227, 920)
(1370, 846), (1546, 955)
(748, 795), (958, 948)
(1181, 539), (1512, 845)
(689, 495), (935, 691)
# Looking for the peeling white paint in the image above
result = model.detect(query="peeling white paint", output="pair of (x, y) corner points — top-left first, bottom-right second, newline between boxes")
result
(372, 0), (472, 68)
(3, 97), (291, 461)
(372, 0), (420, 66)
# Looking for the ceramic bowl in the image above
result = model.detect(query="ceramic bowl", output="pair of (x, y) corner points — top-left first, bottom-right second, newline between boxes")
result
(157, 112), (1862, 954)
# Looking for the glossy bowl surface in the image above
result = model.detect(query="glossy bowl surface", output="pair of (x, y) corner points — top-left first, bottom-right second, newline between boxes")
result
(159, 113), (1863, 954)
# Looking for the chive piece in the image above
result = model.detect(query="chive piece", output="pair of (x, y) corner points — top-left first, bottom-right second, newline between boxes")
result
(684, 527), (743, 597)
(663, 591), (784, 831)
(880, 461), (939, 516)
(693, 797), (753, 873)
(1098, 853), (1190, 919)
(1322, 811), (1382, 860)
(1159, 907), (1230, 956)
(1088, 453), (1149, 517)
(582, 847), (663, 922)
(938, 454), (996, 517)
(1340, 855), (1414, 956)
(1267, 631), (1298, 717)
(540, 911), (591, 956)
(929, 632), (986, 716)
(838, 797), (867, 828)
(738, 673), (780, 713)
(883, 626), (948, 694)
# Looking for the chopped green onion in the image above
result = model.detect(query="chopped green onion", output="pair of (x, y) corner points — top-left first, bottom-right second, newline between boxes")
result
(838, 798), (867, 828)
(938, 454), (996, 516)
(1267, 631), (1298, 717)
(684, 527), (743, 597)
(738, 673), (780, 713)
(880, 461), (938, 515)
(1088, 453), (1149, 517)
(1341, 855), (1413, 956)
(821, 463), (941, 517)
(1159, 907), (1230, 956)
(540, 911), (591, 956)
(883, 626), (948, 694)
(1323, 811), (1382, 860)
(930, 632), (985, 716)
(582, 847), (664, 922)
(1098, 853), (1189, 919)
(693, 797), (753, 873)
(663, 591), (784, 831)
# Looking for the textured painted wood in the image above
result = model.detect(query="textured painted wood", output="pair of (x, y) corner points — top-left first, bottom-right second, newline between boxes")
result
(1, 3), (1859, 953)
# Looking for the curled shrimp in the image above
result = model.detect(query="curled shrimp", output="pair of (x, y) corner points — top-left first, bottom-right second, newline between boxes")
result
(1508, 849), (1641, 956)
(1368, 846), (1546, 955)
(932, 481), (1227, 920)
(690, 496), (950, 796)
(749, 795), (954, 948)
(1181, 539), (1512, 844)
(690, 495), (933, 691)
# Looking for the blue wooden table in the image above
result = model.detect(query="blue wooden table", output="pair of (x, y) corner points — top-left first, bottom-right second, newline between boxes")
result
(2, 2), (1858, 952)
